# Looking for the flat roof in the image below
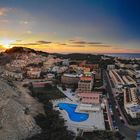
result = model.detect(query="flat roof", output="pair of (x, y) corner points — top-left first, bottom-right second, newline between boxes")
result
(81, 98), (99, 104)
(78, 93), (100, 104)
(80, 76), (93, 81)
(63, 73), (82, 78)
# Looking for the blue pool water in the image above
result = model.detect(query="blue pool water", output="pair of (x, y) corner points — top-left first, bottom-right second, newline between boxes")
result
(58, 103), (89, 122)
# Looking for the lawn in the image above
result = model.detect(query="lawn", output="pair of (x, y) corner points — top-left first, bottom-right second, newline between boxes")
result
(30, 84), (66, 100)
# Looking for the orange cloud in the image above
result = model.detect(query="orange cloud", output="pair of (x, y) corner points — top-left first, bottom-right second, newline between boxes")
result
(0, 39), (139, 54)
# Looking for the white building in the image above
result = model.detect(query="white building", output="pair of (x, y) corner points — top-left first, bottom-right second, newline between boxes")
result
(109, 70), (125, 89)
(4, 70), (23, 80)
(62, 59), (69, 66)
(122, 75), (136, 86)
(123, 87), (140, 118)
(127, 70), (140, 79)
(51, 66), (59, 73)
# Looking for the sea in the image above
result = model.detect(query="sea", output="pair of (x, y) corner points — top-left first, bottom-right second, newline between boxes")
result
(105, 53), (140, 59)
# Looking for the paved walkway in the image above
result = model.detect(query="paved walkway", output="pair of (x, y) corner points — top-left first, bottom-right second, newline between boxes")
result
(57, 86), (77, 102)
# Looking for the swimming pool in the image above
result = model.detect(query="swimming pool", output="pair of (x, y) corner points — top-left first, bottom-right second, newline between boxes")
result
(58, 103), (89, 122)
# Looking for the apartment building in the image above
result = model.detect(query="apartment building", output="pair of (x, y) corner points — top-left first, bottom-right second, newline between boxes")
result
(123, 87), (140, 118)
(127, 70), (140, 79)
(122, 75), (136, 86)
(109, 70), (125, 89)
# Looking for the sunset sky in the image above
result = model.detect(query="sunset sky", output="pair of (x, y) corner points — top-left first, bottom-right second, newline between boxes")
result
(0, 0), (140, 53)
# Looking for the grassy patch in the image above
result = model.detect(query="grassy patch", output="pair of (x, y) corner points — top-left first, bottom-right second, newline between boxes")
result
(30, 85), (66, 100)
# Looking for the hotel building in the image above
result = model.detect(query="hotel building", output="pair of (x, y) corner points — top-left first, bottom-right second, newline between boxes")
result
(77, 92), (102, 112)
(76, 76), (94, 93)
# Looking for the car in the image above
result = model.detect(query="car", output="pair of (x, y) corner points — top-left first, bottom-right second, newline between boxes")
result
(114, 126), (119, 131)
(137, 131), (140, 140)
(112, 120), (116, 127)
(115, 105), (118, 109)
(119, 116), (123, 120)
(109, 108), (113, 114)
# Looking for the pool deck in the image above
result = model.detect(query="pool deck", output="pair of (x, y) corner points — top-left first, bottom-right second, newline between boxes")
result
(57, 86), (78, 102)
(51, 87), (105, 133)
(52, 99), (105, 133)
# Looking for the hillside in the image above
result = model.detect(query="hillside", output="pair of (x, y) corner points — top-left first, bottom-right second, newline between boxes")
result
(0, 80), (44, 140)
(5, 47), (36, 54)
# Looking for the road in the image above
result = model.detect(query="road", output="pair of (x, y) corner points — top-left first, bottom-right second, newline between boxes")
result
(103, 70), (136, 140)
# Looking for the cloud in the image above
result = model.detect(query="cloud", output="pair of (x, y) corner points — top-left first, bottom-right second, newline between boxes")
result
(60, 43), (67, 45)
(54, 42), (85, 47)
(69, 40), (103, 45)
(68, 39), (111, 48)
(12, 43), (38, 46)
(54, 42), (67, 46)
(0, 8), (11, 16)
(66, 45), (85, 47)
(37, 40), (52, 44)
(12, 40), (52, 46)
(12, 39), (110, 49)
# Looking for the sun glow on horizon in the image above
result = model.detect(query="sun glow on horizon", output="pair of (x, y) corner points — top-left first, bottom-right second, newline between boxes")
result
(0, 39), (15, 49)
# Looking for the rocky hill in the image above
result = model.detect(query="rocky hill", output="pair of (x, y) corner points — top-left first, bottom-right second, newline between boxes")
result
(0, 80), (44, 140)
(0, 47), (49, 66)
(5, 47), (36, 54)
(4, 47), (49, 56)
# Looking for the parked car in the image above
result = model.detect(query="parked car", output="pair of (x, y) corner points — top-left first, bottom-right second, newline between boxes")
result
(115, 126), (119, 131)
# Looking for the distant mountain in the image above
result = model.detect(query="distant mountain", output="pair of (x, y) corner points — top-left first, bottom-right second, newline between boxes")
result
(0, 46), (111, 65)
(4, 47), (103, 61)
(52, 53), (103, 63)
